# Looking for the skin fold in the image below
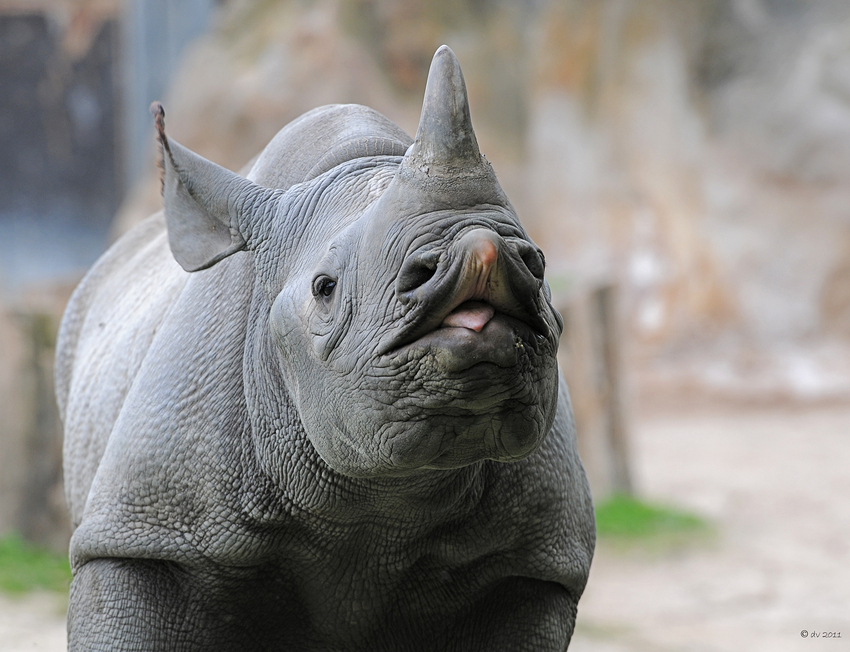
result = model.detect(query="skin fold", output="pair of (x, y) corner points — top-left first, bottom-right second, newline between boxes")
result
(56, 46), (595, 651)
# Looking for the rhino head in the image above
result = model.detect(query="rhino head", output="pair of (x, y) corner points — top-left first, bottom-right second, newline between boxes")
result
(153, 46), (563, 478)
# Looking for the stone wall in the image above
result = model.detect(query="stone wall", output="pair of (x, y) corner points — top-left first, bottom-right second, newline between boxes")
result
(0, 3), (120, 288)
(113, 0), (850, 400)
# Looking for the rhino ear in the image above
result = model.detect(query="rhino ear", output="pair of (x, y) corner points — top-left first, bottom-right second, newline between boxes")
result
(151, 102), (277, 272)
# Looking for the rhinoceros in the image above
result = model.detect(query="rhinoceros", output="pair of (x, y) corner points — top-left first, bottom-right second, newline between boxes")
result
(56, 45), (595, 651)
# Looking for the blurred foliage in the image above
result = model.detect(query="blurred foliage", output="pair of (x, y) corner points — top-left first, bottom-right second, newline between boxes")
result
(0, 533), (71, 595)
(595, 494), (712, 549)
(545, 273), (574, 298)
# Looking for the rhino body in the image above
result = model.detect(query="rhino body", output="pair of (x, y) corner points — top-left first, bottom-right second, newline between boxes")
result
(57, 47), (594, 651)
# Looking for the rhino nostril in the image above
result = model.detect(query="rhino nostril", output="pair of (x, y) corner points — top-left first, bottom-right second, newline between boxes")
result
(397, 249), (440, 294)
(516, 243), (545, 280)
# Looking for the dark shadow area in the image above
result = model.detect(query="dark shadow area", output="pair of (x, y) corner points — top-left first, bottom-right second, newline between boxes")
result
(0, 14), (118, 288)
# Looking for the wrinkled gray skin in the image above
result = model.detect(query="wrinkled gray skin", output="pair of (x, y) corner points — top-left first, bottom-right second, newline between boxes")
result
(56, 46), (595, 651)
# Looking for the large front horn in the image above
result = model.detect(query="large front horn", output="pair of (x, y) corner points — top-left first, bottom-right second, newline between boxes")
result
(401, 45), (487, 178)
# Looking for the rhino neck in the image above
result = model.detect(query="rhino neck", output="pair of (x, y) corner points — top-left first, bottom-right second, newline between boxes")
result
(242, 279), (487, 527)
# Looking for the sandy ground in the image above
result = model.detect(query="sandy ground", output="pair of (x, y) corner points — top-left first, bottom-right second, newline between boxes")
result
(2, 403), (848, 651)
(571, 403), (850, 652)
(0, 592), (66, 651)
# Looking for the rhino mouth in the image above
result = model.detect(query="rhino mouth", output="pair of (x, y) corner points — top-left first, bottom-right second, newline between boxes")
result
(441, 299), (494, 331)
(378, 226), (554, 366)
(378, 293), (550, 370)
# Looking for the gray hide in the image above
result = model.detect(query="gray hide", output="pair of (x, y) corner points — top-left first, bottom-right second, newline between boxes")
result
(56, 46), (595, 651)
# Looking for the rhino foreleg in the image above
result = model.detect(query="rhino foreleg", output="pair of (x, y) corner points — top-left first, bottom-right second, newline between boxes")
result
(451, 578), (577, 651)
(69, 559), (221, 651)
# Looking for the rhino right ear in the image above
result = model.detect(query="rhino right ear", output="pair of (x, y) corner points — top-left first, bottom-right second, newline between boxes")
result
(151, 102), (278, 272)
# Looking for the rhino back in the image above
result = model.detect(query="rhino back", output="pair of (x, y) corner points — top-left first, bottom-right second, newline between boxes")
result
(247, 104), (411, 190)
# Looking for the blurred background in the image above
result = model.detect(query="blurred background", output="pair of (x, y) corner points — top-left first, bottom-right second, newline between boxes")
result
(1, 0), (849, 650)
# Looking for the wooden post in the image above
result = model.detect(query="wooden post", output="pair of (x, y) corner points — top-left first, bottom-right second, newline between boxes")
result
(595, 284), (632, 495)
(0, 288), (73, 553)
(555, 279), (632, 499)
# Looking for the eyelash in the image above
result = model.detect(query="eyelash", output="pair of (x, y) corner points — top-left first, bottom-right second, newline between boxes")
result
(313, 276), (337, 298)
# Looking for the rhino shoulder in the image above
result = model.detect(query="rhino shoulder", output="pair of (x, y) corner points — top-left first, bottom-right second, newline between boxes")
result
(58, 213), (190, 527)
(68, 247), (262, 570)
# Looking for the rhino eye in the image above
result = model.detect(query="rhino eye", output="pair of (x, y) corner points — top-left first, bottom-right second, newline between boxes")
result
(312, 276), (337, 298)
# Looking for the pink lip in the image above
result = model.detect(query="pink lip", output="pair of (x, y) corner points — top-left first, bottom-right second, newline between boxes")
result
(440, 300), (495, 332)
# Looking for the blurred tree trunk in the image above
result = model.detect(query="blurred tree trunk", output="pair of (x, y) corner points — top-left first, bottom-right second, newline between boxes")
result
(557, 280), (633, 500)
(0, 293), (72, 554)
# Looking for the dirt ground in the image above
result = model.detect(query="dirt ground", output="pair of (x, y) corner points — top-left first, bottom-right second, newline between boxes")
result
(0, 591), (66, 651)
(572, 402), (850, 652)
(2, 403), (848, 651)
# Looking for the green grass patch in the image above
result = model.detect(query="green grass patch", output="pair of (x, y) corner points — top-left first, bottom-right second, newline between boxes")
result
(0, 533), (72, 594)
(595, 494), (712, 551)
(544, 274), (573, 298)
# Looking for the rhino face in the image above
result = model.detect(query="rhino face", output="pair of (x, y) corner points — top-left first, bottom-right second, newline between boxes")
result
(154, 46), (563, 478)
(268, 200), (563, 477)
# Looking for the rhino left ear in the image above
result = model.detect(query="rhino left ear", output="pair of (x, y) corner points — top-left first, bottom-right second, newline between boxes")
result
(151, 102), (278, 272)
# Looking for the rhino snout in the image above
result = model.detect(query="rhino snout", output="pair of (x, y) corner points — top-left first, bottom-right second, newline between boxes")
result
(387, 228), (550, 355)
(445, 228), (545, 314)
